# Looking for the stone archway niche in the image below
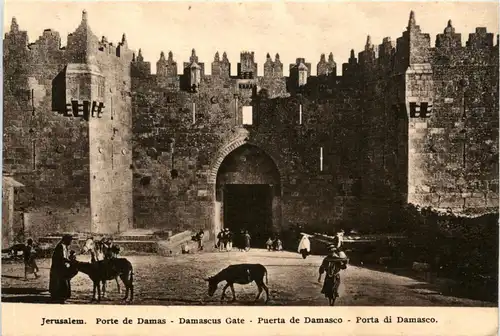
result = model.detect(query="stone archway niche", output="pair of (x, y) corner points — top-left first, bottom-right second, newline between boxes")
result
(212, 143), (282, 245)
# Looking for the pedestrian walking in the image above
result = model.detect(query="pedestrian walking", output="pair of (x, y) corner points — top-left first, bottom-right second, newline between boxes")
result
(243, 231), (251, 251)
(297, 234), (311, 259)
(217, 230), (224, 252)
(197, 230), (204, 251)
(317, 245), (348, 306)
(23, 239), (39, 280)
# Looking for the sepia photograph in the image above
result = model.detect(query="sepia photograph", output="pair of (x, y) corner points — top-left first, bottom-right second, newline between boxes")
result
(1, 1), (498, 309)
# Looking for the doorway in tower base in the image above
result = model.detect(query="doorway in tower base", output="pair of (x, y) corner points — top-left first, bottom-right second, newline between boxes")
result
(223, 184), (273, 246)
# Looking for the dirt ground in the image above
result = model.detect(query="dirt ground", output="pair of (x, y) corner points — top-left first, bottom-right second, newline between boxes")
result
(1, 249), (495, 306)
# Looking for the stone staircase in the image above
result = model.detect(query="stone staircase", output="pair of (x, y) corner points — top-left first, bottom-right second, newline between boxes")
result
(38, 229), (163, 254)
(157, 230), (213, 256)
(37, 229), (215, 256)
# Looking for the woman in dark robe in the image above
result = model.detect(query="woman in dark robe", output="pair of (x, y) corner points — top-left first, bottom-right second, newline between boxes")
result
(49, 234), (77, 303)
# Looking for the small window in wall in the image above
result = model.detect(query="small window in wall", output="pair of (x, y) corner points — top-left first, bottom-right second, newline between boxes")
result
(319, 147), (324, 172)
(299, 104), (303, 125)
(192, 103), (196, 124)
(242, 106), (253, 125)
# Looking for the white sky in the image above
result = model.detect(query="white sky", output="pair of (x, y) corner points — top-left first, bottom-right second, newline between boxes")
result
(4, 1), (499, 75)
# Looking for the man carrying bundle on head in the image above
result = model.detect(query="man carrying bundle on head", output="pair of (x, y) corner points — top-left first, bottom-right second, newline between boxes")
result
(318, 244), (349, 306)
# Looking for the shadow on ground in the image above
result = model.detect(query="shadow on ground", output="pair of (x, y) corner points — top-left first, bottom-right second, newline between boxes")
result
(2, 296), (54, 304)
(3, 287), (47, 295)
(352, 262), (497, 304)
(2, 287), (53, 304)
(2, 275), (25, 280)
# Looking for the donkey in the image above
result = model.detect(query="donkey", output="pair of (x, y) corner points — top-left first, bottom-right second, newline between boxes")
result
(2, 243), (26, 259)
(81, 237), (121, 296)
(205, 263), (269, 303)
(70, 254), (134, 303)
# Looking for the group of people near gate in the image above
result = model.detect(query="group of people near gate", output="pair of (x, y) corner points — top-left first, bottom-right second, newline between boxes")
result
(18, 227), (347, 306)
(265, 236), (283, 251)
(17, 234), (119, 304)
(49, 235), (119, 303)
(216, 228), (251, 252)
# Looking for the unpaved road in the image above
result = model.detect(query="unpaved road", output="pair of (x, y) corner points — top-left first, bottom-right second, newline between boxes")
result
(1, 249), (494, 306)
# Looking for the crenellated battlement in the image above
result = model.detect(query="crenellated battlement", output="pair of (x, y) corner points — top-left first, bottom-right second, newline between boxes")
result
(5, 10), (498, 78)
(3, 10), (498, 118)
(128, 14), (497, 95)
(4, 11), (133, 66)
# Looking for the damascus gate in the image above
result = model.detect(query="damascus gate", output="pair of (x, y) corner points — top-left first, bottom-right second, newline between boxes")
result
(2, 10), (499, 246)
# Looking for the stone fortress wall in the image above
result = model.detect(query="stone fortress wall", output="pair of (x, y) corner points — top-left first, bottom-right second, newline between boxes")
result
(2, 11), (498, 242)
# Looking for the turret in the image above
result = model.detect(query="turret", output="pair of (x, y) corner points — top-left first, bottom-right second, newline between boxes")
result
(297, 61), (308, 87)
(182, 49), (204, 92)
(51, 11), (107, 120)
(66, 10), (100, 64)
(238, 51), (257, 79)
(189, 59), (201, 90)
(288, 58), (311, 90)
(157, 51), (167, 76)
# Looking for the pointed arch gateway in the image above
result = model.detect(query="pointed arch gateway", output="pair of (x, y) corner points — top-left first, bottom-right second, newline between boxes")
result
(211, 141), (283, 246)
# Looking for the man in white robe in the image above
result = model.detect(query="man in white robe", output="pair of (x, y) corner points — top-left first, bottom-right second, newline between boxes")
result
(297, 234), (311, 259)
